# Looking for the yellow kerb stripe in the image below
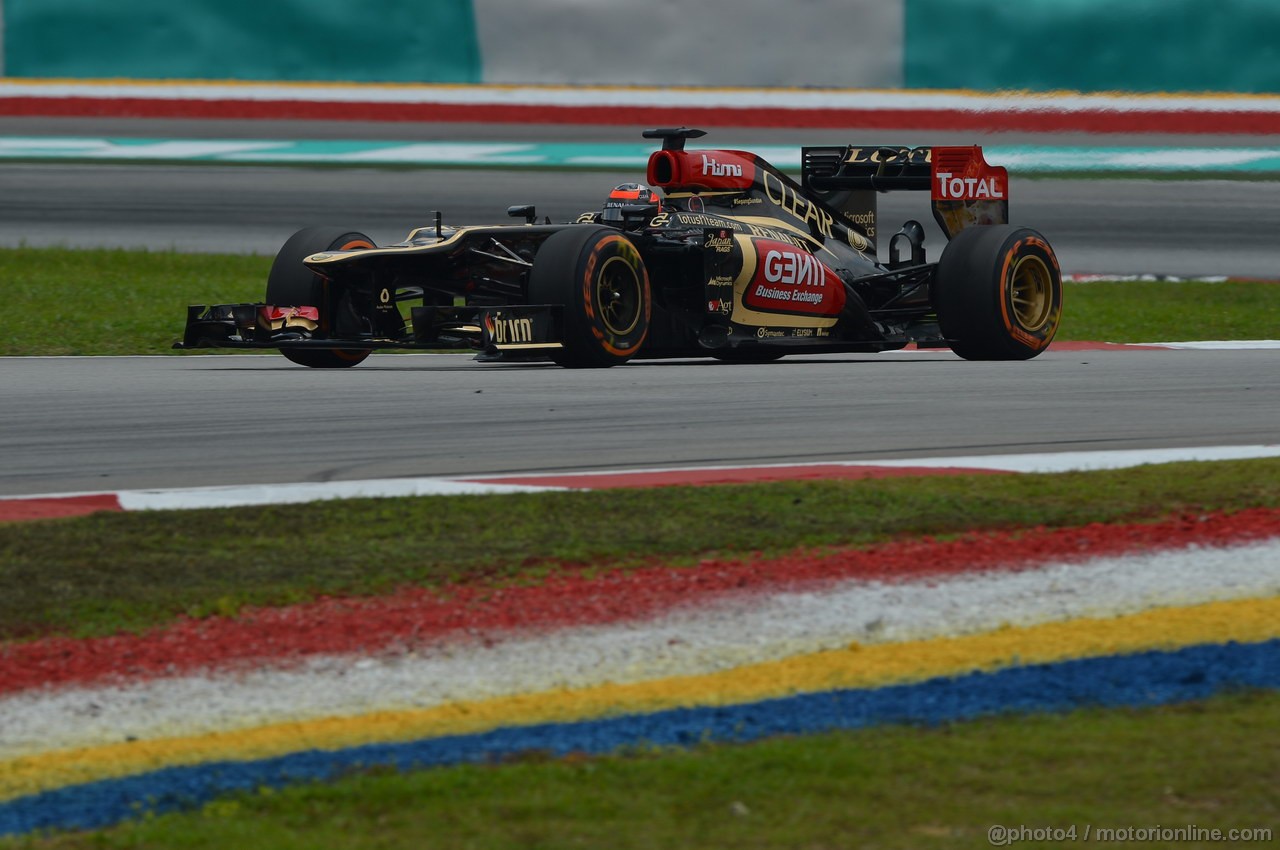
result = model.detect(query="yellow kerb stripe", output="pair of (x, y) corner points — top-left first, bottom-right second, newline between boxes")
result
(3, 596), (1276, 801)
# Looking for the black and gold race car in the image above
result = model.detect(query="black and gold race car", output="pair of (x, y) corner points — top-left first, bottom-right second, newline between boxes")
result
(177, 128), (1062, 368)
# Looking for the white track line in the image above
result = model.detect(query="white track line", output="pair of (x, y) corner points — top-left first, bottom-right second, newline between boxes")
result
(1139, 340), (1280, 350)
(116, 478), (559, 509)
(466, 444), (1280, 481)
(3, 445), (1279, 511)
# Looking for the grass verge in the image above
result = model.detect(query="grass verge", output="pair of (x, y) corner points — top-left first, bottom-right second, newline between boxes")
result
(1, 247), (267, 356)
(3, 459), (1279, 642)
(1057, 279), (1280, 343)
(2, 246), (1278, 356)
(7, 690), (1276, 849)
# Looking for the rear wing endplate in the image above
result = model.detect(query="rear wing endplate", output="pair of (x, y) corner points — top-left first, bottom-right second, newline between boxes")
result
(802, 145), (1009, 239)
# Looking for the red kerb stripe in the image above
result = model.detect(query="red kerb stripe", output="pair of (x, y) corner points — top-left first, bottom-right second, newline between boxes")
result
(471, 465), (1008, 489)
(2, 507), (1277, 695)
(0, 494), (122, 523)
(1, 97), (1276, 134)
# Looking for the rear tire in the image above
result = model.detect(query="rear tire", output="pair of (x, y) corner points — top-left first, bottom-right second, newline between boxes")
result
(528, 226), (651, 368)
(266, 227), (375, 368)
(934, 225), (1062, 361)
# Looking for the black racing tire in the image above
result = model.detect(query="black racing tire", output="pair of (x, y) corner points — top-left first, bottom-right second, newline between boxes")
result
(528, 226), (651, 368)
(934, 225), (1062, 361)
(266, 227), (375, 369)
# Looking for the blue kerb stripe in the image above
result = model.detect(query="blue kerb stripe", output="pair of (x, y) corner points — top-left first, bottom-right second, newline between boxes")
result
(3, 639), (1278, 836)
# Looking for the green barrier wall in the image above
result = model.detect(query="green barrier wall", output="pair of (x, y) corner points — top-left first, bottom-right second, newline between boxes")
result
(2, 0), (480, 83)
(906, 0), (1280, 94)
(5, 0), (1276, 93)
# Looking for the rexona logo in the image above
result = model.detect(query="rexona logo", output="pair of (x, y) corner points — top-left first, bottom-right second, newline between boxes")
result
(701, 154), (743, 178)
(744, 240), (846, 317)
(934, 171), (1005, 200)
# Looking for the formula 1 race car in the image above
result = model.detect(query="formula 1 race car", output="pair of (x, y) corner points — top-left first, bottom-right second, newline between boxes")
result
(177, 128), (1062, 367)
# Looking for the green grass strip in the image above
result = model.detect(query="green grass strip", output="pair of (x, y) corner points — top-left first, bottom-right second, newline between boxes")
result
(2, 246), (1278, 356)
(3, 459), (1279, 642)
(6, 690), (1276, 849)
(1058, 279), (1280, 343)
(1, 248), (267, 356)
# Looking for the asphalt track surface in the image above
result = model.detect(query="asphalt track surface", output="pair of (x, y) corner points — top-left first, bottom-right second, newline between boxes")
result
(2, 118), (1278, 498)
(4, 349), (1279, 498)
(3, 116), (1280, 277)
(6, 162), (1280, 279)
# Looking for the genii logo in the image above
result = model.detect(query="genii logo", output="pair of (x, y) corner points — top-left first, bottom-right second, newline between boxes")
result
(744, 240), (846, 317)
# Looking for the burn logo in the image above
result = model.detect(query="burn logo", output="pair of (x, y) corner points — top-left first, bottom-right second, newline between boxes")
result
(485, 314), (534, 345)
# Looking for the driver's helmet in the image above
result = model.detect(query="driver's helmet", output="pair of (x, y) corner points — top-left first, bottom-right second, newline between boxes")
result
(602, 183), (662, 222)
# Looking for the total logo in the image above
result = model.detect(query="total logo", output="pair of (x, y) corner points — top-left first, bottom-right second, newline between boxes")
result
(701, 154), (743, 178)
(934, 171), (1005, 200)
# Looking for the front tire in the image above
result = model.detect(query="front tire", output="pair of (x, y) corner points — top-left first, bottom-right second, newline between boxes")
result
(266, 227), (375, 369)
(528, 226), (651, 368)
(934, 225), (1062, 361)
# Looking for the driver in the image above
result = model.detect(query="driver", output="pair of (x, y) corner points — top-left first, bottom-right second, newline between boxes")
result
(601, 183), (662, 222)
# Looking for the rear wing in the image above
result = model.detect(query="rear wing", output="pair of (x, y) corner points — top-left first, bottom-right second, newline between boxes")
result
(801, 145), (1009, 241)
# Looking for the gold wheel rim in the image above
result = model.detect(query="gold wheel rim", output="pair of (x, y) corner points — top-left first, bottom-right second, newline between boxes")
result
(595, 256), (642, 336)
(1009, 255), (1054, 331)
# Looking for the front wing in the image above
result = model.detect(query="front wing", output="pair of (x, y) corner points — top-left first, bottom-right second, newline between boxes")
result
(175, 303), (565, 354)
